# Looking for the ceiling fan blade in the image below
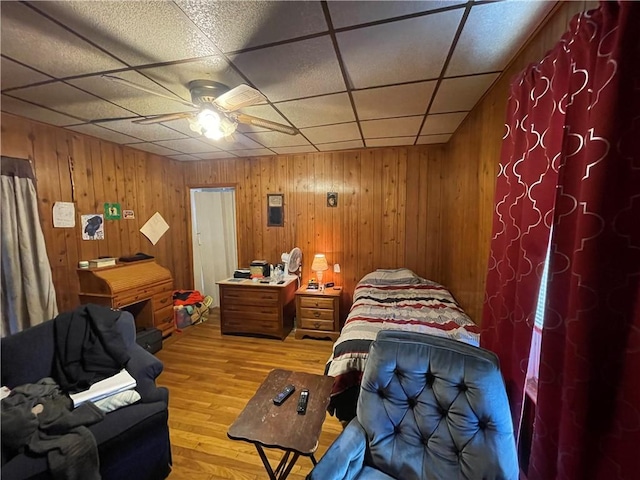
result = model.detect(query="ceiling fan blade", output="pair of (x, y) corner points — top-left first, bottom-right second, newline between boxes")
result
(234, 113), (299, 135)
(133, 112), (194, 125)
(102, 74), (197, 108)
(214, 84), (267, 112)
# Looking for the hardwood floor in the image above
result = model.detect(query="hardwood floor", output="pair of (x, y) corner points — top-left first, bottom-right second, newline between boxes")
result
(156, 310), (343, 480)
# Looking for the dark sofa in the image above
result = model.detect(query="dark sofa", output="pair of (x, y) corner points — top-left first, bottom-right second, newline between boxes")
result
(1, 311), (172, 480)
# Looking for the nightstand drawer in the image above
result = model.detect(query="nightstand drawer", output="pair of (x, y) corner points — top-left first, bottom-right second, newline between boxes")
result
(300, 297), (335, 310)
(300, 307), (334, 321)
(300, 318), (334, 331)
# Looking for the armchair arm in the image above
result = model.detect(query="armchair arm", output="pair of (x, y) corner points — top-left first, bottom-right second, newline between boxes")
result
(307, 419), (368, 480)
(115, 312), (166, 403)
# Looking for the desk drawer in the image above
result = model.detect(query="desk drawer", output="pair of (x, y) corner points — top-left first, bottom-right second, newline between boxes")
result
(222, 287), (279, 306)
(300, 318), (334, 331)
(222, 316), (279, 334)
(300, 307), (334, 321)
(152, 292), (172, 310)
(154, 305), (174, 326)
(223, 303), (279, 316)
(300, 297), (334, 310)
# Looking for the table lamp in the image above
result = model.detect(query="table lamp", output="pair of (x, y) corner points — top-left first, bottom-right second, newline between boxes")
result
(311, 254), (329, 290)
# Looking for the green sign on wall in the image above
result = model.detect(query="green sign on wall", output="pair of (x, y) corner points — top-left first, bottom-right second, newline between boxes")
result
(104, 202), (121, 220)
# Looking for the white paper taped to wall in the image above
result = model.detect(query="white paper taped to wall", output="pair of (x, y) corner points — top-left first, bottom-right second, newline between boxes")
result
(140, 212), (169, 245)
(53, 201), (75, 228)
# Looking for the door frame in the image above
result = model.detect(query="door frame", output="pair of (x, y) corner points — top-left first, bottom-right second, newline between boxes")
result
(185, 183), (239, 291)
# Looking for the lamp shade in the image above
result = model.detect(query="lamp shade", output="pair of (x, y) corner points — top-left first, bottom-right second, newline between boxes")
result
(311, 254), (329, 272)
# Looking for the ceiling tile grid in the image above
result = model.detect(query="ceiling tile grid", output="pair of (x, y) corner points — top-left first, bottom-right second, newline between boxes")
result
(1, 0), (554, 160)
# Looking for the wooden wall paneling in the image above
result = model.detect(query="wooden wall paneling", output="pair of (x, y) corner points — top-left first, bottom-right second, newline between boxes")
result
(396, 148), (408, 269)
(426, 147), (444, 282)
(87, 137), (110, 258)
(371, 149), (384, 270)
(238, 158), (253, 269)
(313, 153), (330, 268)
(359, 150), (375, 279)
(329, 152), (344, 286)
(122, 148), (141, 255)
(342, 150), (360, 306)
(31, 123), (70, 310)
(249, 158), (264, 261)
(55, 133), (81, 306)
(404, 148), (421, 275)
(415, 148), (431, 279)
(70, 133), (100, 264)
(1, 114), (35, 160)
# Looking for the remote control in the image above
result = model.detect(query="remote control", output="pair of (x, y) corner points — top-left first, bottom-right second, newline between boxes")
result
(277, 280), (285, 284)
(297, 389), (309, 415)
(273, 384), (295, 405)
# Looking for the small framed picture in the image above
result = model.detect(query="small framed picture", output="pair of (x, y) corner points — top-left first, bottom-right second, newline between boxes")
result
(327, 192), (338, 207)
(267, 194), (284, 226)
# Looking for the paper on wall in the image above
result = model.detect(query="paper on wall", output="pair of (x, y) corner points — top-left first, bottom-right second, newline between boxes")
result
(140, 212), (169, 245)
(53, 202), (75, 228)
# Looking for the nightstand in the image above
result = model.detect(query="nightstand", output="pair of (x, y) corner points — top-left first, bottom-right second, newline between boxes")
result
(295, 287), (341, 341)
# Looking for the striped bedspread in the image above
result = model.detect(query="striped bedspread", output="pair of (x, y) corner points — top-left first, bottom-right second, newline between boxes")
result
(325, 282), (480, 405)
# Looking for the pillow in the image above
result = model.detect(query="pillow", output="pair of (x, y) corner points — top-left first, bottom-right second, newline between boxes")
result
(359, 268), (424, 285)
(93, 389), (141, 413)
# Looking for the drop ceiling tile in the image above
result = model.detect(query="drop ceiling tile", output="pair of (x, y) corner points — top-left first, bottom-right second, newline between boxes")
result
(366, 137), (416, 147)
(337, 10), (463, 89)
(67, 124), (142, 144)
(177, 1), (327, 53)
(69, 72), (194, 117)
(353, 81), (436, 120)
(1, 95), (78, 126)
(420, 112), (467, 135)
(274, 93), (354, 129)
(139, 56), (245, 101)
(301, 122), (361, 144)
(447, 1), (554, 76)
(34, 1), (218, 66)
(98, 119), (188, 142)
(9, 82), (134, 121)
(228, 148), (275, 157)
(316, 139), (364, 151)
(154, 138), (220, 154)
(0, 2), (125, 78)
(169, 154), (199, 161)
(230, 36), (345, 102)
(193, 151), (238, 160)
(127, 143), (180, 156)
(417, 134), (451, 144)
(361, 116), (423, 139)
(272, 145), (319, 155)
(203, 134), (265, 151)
(245, 131), (311, 148)
(159, 118), (200, 138)
(430, 73), (499, 113)
(328, 1), (465, 28)
(1, 58), (52, 90)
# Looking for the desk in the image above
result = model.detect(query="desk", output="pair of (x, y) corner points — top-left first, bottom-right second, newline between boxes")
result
(77, 260), (174, 337)
(217, 277), (297, 339)
(227, 369), (333, 480)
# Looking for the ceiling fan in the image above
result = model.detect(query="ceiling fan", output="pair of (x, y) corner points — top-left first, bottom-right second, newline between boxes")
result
(102, 75), (299, 140)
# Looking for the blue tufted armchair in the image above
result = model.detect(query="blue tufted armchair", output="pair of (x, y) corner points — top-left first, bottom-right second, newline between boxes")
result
(308, 330), (518, 480)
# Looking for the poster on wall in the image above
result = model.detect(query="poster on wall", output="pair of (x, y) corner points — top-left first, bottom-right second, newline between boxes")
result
(104, 202), (121, 220)
(81, 214), (104, 240)
(123, 209), (135, 219)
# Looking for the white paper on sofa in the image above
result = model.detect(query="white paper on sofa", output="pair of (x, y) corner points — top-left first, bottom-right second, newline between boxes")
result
(70, 369), (137, 408)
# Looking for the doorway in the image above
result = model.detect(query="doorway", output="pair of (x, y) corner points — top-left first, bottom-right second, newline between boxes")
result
(190, 187), (238, 307)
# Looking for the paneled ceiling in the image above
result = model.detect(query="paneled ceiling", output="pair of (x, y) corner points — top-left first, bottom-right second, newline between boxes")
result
(1, 1), (553, 161)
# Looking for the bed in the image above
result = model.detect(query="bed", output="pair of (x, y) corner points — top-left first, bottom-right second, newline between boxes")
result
(325, 269), (480, 422)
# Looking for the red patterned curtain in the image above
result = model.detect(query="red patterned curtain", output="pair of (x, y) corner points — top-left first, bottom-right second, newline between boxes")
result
(483, 2), (640, 479)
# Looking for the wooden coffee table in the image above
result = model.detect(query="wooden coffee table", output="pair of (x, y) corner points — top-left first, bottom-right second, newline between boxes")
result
(227, 369), (334, 479)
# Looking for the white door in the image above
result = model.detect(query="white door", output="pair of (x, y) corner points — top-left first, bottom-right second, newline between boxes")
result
(191, 188), (238, 307)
